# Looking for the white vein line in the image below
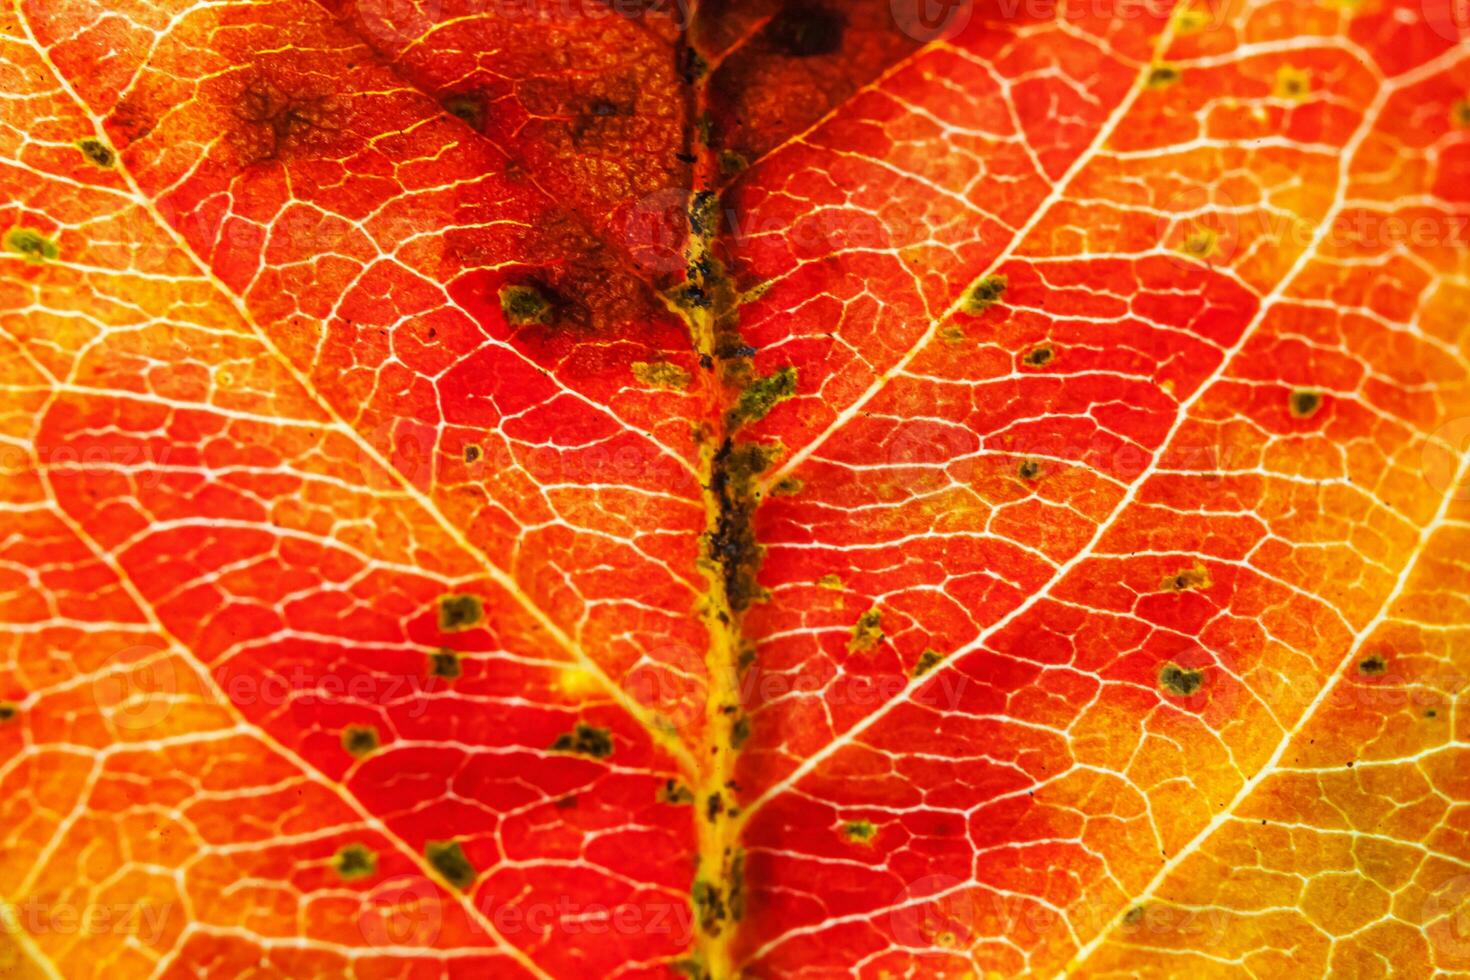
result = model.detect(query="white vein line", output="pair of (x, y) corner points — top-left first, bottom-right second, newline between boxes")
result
(741, 37), (1469, 827)
(1060, 416), (1470, 977)
(10, 2), (697, 779)
(760, 23), (1175, 492)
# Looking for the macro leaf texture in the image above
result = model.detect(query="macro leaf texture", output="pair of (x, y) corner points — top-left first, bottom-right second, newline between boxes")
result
(3, 0), (1470, 976)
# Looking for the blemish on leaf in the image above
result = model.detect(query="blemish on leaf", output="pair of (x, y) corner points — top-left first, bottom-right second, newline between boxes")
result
(1017, 458), (1042, 481)
(341, 725), (379, 757)
(963, 274), (1007, 313)
(425, 839), (477, 889)
(1158, 663), (1204, 697)
(1453, 99), (1470, 128)
(1021, 345), (1054, 368)
(842, 820), (876, 844)
(771, 476), (803, 496)
(499, 283), (553, 326)
(1274, 66), (1312, 101)
(1147, 65), (1181, 89)
(658, 779), (695, 805)
(718, 149), (748, 175)
(728, 366), (797, 429)
(1358, 654), (1387, 675)
(231, 78), (344, 165)
(1179, 227), (1218, 259)
(438, 593), (483, 632)
(692, 879), (727, 934)
(1174, 5), (1211, 32)
(550, 722), (614, 758)
(463, 443), (482, 464)
(818, 573), (844, 590)
(914, 649), (944, 678)
(729, 714), (751, 750)
(1289, 388), (1322, 418)
(1123, 905), (1146, 926)
(332, 843), (377, 881)
(764, 3), (846, 57)
(442, 91), (487, 131)
(428, 648), (462, 680)
(632, 360), (692, 390)
(75, 137), (115, 168)
(0, 702), (18, 723)
(5, 228), (58, 263)
(1161, 564), (1211, 592)
(847, 607), (883, 653)
(710, 441), (783, 611)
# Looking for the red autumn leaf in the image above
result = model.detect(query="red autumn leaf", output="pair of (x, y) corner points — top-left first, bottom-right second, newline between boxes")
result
(3, 0), (1470, 976)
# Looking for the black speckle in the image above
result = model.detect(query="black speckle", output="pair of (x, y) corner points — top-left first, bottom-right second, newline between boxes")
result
(1289, 388), (1323, 419)
(1358, 654), (1387, 675)
(428, 648), (462, 680)
(76, 137), (115, 168)
(1021, 346), (1054, 368)
(438, 594), (483, 632)
(463, 443), (482, 464)
(550, 722), (614, 758)
(0, 702), (18, 723)
(1017, 458), (1042, 481)
(764, 3), (846, 57)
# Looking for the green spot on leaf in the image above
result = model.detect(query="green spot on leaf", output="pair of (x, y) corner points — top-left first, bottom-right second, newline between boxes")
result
(842, 820), (876, 843)
(438, 593), (483, 632)
(499, 283), (552, 326)
(728, 366), (797, 429)
(1021, 345), (1054, 368)
(341, 724), (379, 757)
(5, 228), (58, 263)
(550, 722), (614, 758)
(1158, 663), (1203, 697)
(1147, 65), (1181, 89)
(848, 607), (883, 654)
(428, 648), (462, 680)
(914, 649), (944, 678)
(963, 274), (1007, 313)
(76, 137), (115, 168)
(425, 839), (477, 889)
(658, 779), (695, 805)
(632, 360), (692, 390)
(332, 843), (377, 880)
(1289, 388), (1322, 418)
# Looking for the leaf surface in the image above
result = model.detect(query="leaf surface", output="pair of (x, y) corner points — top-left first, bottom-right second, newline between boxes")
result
(3, 0), (1470, 977)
